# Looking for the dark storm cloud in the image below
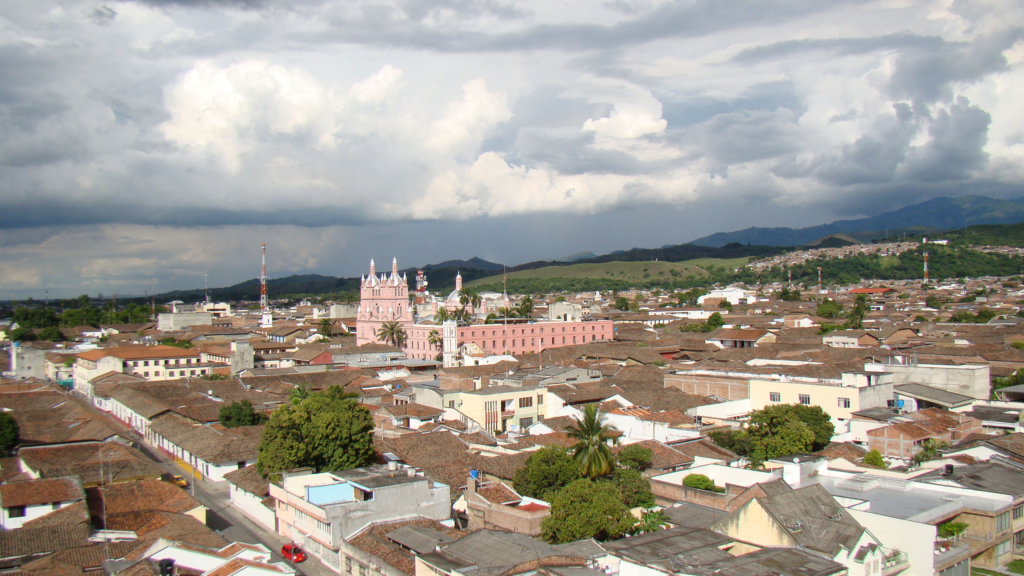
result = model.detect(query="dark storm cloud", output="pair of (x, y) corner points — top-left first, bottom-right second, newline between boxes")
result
(813, 103), (919, 186)
(508, 130), (652, 176)
(886, 28), (1024, 103)
(900, 97), (991, 182)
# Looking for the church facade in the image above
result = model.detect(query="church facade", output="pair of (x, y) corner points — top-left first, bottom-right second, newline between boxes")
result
(355, 258), (615, 359)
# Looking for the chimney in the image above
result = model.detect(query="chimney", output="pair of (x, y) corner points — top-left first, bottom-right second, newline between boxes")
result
(158, 559), (175, 576)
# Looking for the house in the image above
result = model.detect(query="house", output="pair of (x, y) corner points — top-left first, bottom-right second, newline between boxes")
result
(0, 477), (85, 529)
(374, 403), (445, 431)
(415, 529), (605, 576)
(146, 414), (262, 481)
(461, 474), (550, 536)
(602, 526), (848, 576)
(867, 409), (982, 459)
(114, 538), (293, 576)
(849, 287), (896, 296)
(749, 371), (894, 422)
(822, 331), (881, 348)
(223, 465), (274, 532)
(705, 329), (776, 349)
(269, 466), (451, 570)
(17, 442), (164, 486)
(342, 518), (465, 576)
(697, 287), (758, 307)
(72, 345), (213, 397)
(711, 481), (887, 576)
(445, 385), (550, 434)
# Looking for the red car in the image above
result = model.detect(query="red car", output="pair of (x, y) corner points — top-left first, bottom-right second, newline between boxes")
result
(281, 544), (306, 563)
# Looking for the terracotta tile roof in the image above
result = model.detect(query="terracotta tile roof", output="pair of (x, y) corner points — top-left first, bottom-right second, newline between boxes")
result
(147, 414), (262, 462)
(814, 442), (867, 462)
(670, 438), (739, 461)
(87, 479), (203, 519)
(985, 433), (1024, 459)
(21, 540), (140, 573)
(19, 442), (163, 485)
(348, 518), (466, 576)
(21, 501), (90, 528)
(222, 465), (270, 497)
(0, 525), (90, 560)
(532, 416), (577, 432)
(0, 390), (122, 446)
(476, 482), (521, 505)
(613, 440), (693, 470)
(0, 477), (84, 507)
(380, 403), (444, 419)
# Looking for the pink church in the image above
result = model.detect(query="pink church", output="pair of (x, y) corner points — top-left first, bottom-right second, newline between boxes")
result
(355, 258), (615, 359)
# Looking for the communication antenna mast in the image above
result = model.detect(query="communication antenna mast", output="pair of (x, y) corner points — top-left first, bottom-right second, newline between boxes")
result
(204, 270), (209, 307)
(260, 243), (273, 328)
(923, 252), (929, 282)
(818, 267), (823, 290)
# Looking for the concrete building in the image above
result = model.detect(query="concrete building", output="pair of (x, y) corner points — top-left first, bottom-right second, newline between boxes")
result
(444, 385), (549, 433)
(269, 466), (451, 572)
(462, 475), (550, 536)
(72, 344), (215, 398)
(157, 311), (214, 332)
(749, 371), (894, 422)
(6, 342), (47, 381)
(865, 362), (990, 401)
(415, 529), (605, 576)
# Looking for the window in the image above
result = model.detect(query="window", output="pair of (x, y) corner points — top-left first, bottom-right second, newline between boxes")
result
(838, 397), (851, 409)
(52, 502), (61, 510)
(449, 400), (455, 408)
(144, 372), (150, 377)
(995, 539), (1011, 557)
(1014, 504), (1023, 519)
(538, 395), (544, 405)
(520, 417), (533, 429)
(997, 510), (1011, 532)
(769, 392), (781, 402)
(8, 506), (26, 518)
(519, 397), (533, 408)
(317, 518), (331, 533)
(346, 556), (353, 574)
(1015, 529), (1024, 545)
(799, 394), (811, 405)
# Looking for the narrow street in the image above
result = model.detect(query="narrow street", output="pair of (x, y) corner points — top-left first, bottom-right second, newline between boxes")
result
(74, 391), (338, 576)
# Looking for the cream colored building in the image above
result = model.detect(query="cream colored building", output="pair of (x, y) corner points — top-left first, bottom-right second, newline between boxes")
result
(749, 372), (894, 422)
(73, 344), (214, 398)
(443, 385), (551, 433)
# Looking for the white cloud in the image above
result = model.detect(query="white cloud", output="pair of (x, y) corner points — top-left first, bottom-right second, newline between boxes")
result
(426, 79), (512, 152)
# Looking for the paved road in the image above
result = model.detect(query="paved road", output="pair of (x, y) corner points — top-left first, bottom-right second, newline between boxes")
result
(74, 393), (337, 576)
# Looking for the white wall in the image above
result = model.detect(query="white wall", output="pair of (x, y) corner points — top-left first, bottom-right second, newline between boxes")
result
(229, 485), (276, 532)
(849, 509), (935, 576)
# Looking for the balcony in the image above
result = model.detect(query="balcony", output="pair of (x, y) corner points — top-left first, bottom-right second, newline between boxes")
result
(501, 410), (515, 418)
(882, 552), (909, 576)
(933, 542), (970, 569)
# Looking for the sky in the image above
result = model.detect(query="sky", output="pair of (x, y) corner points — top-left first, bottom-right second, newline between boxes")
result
(1, 0), (1023, 299)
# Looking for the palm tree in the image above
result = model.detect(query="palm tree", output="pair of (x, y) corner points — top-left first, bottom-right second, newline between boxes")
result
(435, 307), (451, 323)
(497, 307), (518, 319)
(377, 321), (407, 348)
(459, 288), (482, 310)
(318, 318), (334, 339)
(427, 330), (442, 350)
(566, 404), (618, 478)
(518, 296), (534, 318)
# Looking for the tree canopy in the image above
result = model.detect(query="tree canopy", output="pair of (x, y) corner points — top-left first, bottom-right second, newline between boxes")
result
(541, 479), (636, 543)
(608, 468), (654, 508)
(513, 446), (582, 501)
(617, 444), (652, 471)
(257, 387), (374, 478)
(0, 413), (19, 454)
(742, 404), (834, 466)
(219, 400), (267, 428)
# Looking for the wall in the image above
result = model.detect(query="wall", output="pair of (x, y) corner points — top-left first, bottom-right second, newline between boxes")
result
(713, 499), (794, 548)
(1, 501), (75, 529)
(869, 364), (989, 401)
(9, 344), (47, 380)
(157, 312), (214, 332)
(665, 372), (750, 400)
(749, 379), (892, 421)
(229, 484), (276, 532)
(848, 509), (936, 576)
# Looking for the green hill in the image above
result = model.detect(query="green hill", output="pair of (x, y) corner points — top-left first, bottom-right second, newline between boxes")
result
(465, 258), (749, 292)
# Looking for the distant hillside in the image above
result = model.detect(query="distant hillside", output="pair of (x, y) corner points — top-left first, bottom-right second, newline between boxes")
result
(909, 220), (1024, 248)
(555, 251), (597, 262)
(156, 274), (361, 303)
(420, 257), (504, 271)
(466, 257), (750, 290)
(690, 195), (1024, 247)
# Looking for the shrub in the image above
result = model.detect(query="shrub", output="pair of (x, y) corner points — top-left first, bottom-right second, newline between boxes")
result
(683, 473), (724, 493)
(938, 521), (968, 538)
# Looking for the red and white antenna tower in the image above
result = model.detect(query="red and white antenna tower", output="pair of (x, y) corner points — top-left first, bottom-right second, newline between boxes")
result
(923, 251), (929, 282)
(260, 243), (269, 313)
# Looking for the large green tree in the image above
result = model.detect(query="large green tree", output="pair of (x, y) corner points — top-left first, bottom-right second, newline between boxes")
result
(512, 446), (582, 500)
(617, 444), (652, 471)
(0, 413), (19, 454)
(608, 468), (654, 508)
(566, 404), (618, 478)
(219, 400), (266, 428)
(541, 479), (636, 543)
(257, 387), (374, 478)
(745, 404), (832, 466)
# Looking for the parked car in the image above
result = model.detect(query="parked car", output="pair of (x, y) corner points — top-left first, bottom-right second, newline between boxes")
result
(281, 544), (306, 563)
(162, 473), (188, 488)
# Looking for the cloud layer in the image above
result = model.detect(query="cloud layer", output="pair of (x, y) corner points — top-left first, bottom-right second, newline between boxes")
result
(1, 0), (1023, 296)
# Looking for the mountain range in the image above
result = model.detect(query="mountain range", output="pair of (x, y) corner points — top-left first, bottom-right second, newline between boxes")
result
(144, 194), (1024, 302)
(689, 195), (1024, 247)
